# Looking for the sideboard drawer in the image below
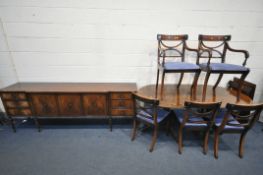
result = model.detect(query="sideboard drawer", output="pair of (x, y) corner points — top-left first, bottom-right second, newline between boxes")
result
(110, 92), (134, 116)
(7, 109), (32, 116)
(31, 94), (58, 116)
(5, 101), (30, 108)
(2, 93), (27, 100)
(58, 95), (82, 116)
(111, 109), (134, 116)
(111, 99), (133, 109)
(110, 93), (132, 100)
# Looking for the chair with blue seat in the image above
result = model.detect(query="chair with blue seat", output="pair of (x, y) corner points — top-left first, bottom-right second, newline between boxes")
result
(213, 103), (263, 158)
(174, 101), (221, 154)
(156, 34), (201, 100)
(131, 92), (172, 152)
(197, 35), (250, 102)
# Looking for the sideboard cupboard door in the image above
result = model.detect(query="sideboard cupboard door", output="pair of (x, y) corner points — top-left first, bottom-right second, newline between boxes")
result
(83, 94), (107, 115)
(31, 94), (58, 116)
(58, 95), (82, 116)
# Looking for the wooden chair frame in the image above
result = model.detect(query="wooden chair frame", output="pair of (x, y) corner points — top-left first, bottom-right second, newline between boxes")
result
(197, 35), (250, 102)
(175, 101), (221, 154)
(214, 103), (263, 158)
(156, 34), (202, 100)
(131, 92), (171, 152)
(227, 77), (256, 100)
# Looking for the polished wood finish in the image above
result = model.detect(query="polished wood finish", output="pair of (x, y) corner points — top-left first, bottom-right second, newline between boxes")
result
(137, 84), (252, 109)
(2, 93), (27, 100)
(0, 82), (137, 132)
(31, 94), (59, 116)
(58, 94), (82, 116)
(110, 92), (134, 116)
(0, 82), (136, 93)
(7, 108), (32, 116)
(83, 94), (107, 115)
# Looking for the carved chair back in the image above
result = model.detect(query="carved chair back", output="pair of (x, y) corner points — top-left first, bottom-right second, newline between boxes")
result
(181, 101), (222, 127)
(157, 34), (188, 64)
(197, 34), (231, 64)
(220, 103), (263, 131)
(132, 93), (160, 125)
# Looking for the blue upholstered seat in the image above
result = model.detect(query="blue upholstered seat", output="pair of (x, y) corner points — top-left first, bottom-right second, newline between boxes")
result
(174, 109), (207, 127)
(164, 62), (200, 71)
(214, 110), (244, 131)
(199, 63), (249, 72)
(136, 108), (170, 124)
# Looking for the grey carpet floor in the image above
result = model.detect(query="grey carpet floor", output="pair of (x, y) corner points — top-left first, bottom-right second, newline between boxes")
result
(0, 120), (263, 175)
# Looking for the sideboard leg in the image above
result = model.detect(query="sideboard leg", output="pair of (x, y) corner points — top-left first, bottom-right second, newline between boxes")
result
(34, 117), (41, 132)
(9, 117), (16, 133)
(109, 116), (112, 132)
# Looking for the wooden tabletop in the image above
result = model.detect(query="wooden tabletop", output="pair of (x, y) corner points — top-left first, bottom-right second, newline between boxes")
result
(137, 84), (252, 108)
(0, 82), (137, 93)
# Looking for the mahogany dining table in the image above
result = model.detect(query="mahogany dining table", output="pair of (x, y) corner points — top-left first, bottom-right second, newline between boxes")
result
(136, 84), (252, 109)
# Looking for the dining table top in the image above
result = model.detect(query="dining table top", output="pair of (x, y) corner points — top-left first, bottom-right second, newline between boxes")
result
(136, 84), (252, 109)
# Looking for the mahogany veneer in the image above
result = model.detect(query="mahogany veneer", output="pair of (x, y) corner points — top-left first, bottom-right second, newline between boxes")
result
(0, 82), (137, 132)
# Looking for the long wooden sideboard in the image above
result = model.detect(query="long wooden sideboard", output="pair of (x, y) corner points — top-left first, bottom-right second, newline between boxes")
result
(0, 82), (137, 132)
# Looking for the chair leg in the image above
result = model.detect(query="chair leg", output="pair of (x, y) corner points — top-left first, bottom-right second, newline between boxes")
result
(178, 126), (183, 154)
(239, 131), (247, 158)
(214, 128), (219, 159)
(131, 119), (138, 141)
(160, 71), (165, 98)
(155, 69), (160, 98)
(213, 73), (223, 98)
(177, 73), (184, 88)
(149, 125), (158, 152)
(203, 129), (210, 155)
(33, 117), (41, 132)
(237, 72), (249, 102)
(191, 71), (201, 100)
(202, 71), (211, 102)
(9, 117), (16, 133)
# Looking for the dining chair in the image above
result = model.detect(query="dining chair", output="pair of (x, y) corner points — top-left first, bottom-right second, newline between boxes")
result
(227, 77), (256, 100)
(131, 92), (172, 152)
(173, 101), (221, 154)
(197, 35), (250, 102)
(214, 103), (263, 158)
(156, 34), (201, 100)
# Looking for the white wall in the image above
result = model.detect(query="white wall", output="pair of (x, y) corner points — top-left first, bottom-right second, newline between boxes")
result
(0, 0), (263, 104)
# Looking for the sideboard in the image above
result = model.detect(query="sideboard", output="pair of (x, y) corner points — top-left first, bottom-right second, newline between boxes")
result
(0, 82), (137, 132)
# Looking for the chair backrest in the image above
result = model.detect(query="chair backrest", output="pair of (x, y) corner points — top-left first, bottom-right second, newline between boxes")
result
(132, 93), (159, 124)
(157, 34), (188, 63)
(227, 77), (256, 100)
(197, 34), (231, 64)
(181, 101), (222, 127)
(222, 103), (263, 130)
